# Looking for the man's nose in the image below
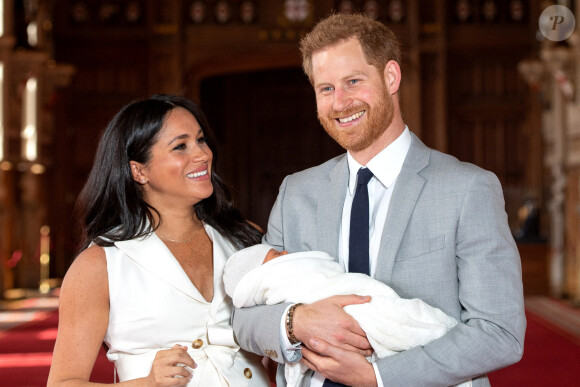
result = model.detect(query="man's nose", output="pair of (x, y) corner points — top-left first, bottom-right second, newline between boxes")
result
(333, 87), (352, 112)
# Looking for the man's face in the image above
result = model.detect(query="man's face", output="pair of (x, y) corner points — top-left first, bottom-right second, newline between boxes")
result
(311, 38), (394, 153)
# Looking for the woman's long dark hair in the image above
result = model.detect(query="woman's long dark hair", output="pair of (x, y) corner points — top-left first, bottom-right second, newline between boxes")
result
(76, 94), (262, 251)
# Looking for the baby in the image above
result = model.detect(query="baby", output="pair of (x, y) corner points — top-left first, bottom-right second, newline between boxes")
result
(262, 247), (289, 262)
(224, 244), (470, 387)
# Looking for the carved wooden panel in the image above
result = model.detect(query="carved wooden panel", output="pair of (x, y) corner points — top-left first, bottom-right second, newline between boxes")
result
(447, 49), (529, 184)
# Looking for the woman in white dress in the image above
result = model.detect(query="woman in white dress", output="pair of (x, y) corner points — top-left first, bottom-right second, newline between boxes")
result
(48, 95), (270, 387)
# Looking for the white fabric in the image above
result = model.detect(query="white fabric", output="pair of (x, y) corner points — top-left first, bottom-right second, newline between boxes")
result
(224, 249), (458, 387)
(223, 244), (273, 299)
(104, 225), (269, 386)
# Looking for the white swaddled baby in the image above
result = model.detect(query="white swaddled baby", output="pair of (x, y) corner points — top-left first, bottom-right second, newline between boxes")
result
(224, 244), (466, 387)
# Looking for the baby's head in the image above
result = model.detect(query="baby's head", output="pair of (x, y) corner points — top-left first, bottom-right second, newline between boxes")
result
(263, 248), (288, 263)
(224, 244), (289, 299)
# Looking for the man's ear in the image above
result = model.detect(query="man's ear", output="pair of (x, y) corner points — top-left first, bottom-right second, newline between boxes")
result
(383, 60), (401, 95)
(130, 161), (148, 185)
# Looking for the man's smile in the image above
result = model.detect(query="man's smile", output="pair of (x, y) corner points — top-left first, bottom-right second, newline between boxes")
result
(337, 110), (366, 124)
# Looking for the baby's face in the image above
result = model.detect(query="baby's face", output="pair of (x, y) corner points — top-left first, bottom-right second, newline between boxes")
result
(263, 248), (288, 263)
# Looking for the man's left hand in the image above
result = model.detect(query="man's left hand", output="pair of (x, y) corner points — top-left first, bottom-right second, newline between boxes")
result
(301, 338), (378, 387)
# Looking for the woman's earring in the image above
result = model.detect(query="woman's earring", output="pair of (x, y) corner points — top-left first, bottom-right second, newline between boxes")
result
(141, 179), (147, 184)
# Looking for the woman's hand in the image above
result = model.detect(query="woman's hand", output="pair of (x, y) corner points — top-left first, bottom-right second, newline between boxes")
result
(145, 345), (197, 386)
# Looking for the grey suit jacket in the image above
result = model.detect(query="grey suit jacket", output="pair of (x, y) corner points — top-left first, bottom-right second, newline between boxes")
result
(233, 133), (526, 387)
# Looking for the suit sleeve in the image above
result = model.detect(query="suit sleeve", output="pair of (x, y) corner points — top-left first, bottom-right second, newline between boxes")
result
(375, 171), (526, 386)
(232, 177), (290, 362)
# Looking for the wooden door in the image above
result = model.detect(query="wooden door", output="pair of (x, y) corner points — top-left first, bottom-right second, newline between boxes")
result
(200, 67), (343, 229)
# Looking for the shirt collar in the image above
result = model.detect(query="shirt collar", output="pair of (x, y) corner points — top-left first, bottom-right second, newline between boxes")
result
(347, 126), (412, 195)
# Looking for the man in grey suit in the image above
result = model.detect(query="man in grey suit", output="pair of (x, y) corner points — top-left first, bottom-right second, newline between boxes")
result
(233, 13), (525, 387)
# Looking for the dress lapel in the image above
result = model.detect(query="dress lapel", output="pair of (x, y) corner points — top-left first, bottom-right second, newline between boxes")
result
(114, 231), (207, 303)
(375, 133), (430, 282)
(317, 155), (348, 260)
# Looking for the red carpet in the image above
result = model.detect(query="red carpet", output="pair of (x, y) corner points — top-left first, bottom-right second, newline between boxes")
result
(0, 310), (113, 386)
(488, 310), (580, 386)
(0, 305), (579, 386)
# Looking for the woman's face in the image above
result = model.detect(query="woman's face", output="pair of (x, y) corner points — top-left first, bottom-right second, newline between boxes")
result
(131, 107), (214, 210)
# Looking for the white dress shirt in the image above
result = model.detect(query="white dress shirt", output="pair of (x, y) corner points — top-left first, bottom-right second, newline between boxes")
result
(281, 127), (412, 387)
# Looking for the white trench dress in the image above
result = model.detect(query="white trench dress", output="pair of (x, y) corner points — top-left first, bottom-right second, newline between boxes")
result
(103, 224), (269, 386)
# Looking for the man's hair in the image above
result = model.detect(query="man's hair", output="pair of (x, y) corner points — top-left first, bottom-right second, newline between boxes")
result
(299, 13), (401, 84)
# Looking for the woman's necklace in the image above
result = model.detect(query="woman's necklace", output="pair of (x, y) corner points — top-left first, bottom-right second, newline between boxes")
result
(157, 220), (203, 245)
(158, 233), (193, 244)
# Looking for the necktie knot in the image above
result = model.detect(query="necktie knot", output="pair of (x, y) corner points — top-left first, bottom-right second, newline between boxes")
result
(356, 167), (374, 186)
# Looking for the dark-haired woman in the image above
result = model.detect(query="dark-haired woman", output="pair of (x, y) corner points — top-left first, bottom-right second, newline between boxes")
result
(48, 95), (269, 386)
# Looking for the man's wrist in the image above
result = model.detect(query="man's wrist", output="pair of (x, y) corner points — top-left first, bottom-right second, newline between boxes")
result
(278, 304), (302, 362)
(285, 303), (303, 344)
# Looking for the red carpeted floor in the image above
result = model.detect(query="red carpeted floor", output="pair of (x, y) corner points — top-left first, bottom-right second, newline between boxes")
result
(0, 300), (579, 386)
(488, 310), (580, 386)
(0, 309), (113, 386)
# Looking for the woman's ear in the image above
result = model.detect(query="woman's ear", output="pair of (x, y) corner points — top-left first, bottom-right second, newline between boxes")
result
(130, 161), (148, 185)
(383, 60), (402, 95)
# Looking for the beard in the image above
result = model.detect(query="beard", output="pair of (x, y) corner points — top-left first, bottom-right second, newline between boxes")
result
(318, 85), (394, 152)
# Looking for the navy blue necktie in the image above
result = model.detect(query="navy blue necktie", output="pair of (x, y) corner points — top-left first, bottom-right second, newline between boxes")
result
(323, 168), (373, 387)
(348, 167), (373, 275)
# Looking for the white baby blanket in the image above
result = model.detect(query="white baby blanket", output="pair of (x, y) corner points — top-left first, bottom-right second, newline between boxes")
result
(224, 250), (462, 387)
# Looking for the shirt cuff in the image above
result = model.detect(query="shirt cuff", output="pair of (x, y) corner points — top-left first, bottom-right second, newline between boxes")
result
(372, 362), (384, 387)
(279, 304), (302, 362)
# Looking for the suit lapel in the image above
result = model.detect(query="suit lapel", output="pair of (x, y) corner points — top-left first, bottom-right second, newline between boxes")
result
(375, 133), (430, 282)
(115, 231), (207, 303)
(317, 155), (348, 260)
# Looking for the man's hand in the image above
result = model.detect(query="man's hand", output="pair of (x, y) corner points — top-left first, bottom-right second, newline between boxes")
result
(301, 338), (377, 387)
(293, 295), (372, 356)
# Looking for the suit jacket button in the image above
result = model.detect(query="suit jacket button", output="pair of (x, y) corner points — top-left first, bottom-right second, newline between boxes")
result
(244, 368), (253, 379)
(192, 339), (203, 349)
